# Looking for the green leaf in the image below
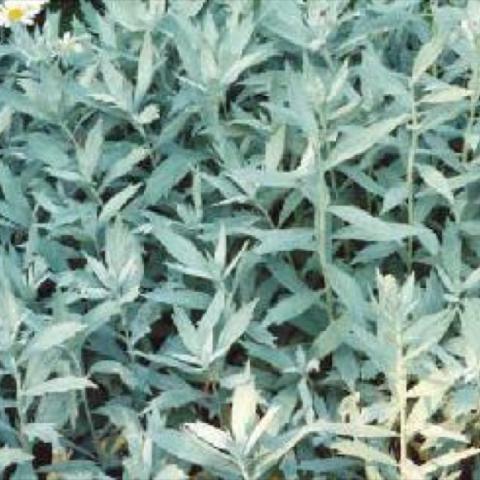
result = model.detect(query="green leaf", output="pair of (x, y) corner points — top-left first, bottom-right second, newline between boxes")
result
(0, 448), (33, 472)
(332, 440), (396, 467)
(330, 205), (415, 242)
(412, 33), (445, 84)
(254, 426), (312, 478)
(420, 448), (480, 476)
(325, 115), (409, 170)
(325, 263), (367, 323)
(21, 321), (86, 360)
(244, 405), (280, 454)
(263, 291), (317, 327)
(421, 85), (472, 103)
(381, 185), (409, 215)
(216, 300), (257, 358)
(78, 118), (103, 181)
(327, 60), (349, 103)
(310, 319), (349, 361)
(21, 377), (96, 396)
(252, 228), (315, 255)
(185, 422), (233, 451)
(404, 309), (453, 361)
(416, 163), (454, 204)
(23, 423), (61, 446)
(462, 267), (480, 291)
(151, 221), (210, 277)
(98, 183), (141, 224)
(102, 147), (150, 188)
(0, 106), (12, 135)
(173, 308), (199, 357)
(0, 164), (31, 227)
(37, 460), (113, 479)
(134, 32), (154, 107)
(221, 45), (274, 86)
(265, 124), (286, 172)
(89, 360), (138, 389)
(152, 429), (238, 477)
(0, 282), (22, 351)
(231, 379), (258, 444)
(330, 205), (438, 254)
(146, 288), (211, 310)
(197, 290), (224, 357)
(144, 149), (204, 204)
(101, 58), (132, 110)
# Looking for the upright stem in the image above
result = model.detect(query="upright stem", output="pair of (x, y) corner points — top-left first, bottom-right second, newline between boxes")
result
(398, 369), (408, 479)
(120, 305), (135, 363)
(316, 111), (334, 323)
(315, 168), (334, 323)
(462, 55), (480, 164)
(396, 330), (408, 479)
(406, 93), (418, 272)
(12, 361), (29, 452)
(62, 347), (105, 467)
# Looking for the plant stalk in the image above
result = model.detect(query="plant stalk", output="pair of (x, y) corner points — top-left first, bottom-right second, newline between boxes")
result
(316, 109), (334, 322)
(395, 316), (408, 479)
(13, 361), (29, 452)
(462, 54), (480, 164)
(315, 169), (334, 323)
(406, 94), (418, 272)
(399, 377), (408, 479)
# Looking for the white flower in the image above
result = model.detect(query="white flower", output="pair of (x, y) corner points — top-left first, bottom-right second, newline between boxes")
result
(0, 0), (48, 27)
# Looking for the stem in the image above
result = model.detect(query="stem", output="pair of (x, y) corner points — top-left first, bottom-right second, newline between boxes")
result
(61, 347), (105, 468)
(12, 362), (29, 452)
(393, 306), (408, 478)
(320, 103), (337, 199)
(399, 374), (408, 479)
(120, 305), (135, 363)
(462, 55), (480, 164)
(315, 168), (334, 323)
(315, 109), (335, 322)
(406, 94), (418, 272)
(396, 338), (408, 478)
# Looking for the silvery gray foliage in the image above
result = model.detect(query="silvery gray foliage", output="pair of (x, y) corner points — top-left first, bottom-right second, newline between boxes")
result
(0, 0), (479, 478)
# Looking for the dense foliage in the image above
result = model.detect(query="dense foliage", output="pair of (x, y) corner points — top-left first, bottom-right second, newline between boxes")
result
(1, 0), (480, 478)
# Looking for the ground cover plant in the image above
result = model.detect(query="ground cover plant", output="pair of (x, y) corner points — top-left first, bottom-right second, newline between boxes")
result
(2, 0), (480, 478)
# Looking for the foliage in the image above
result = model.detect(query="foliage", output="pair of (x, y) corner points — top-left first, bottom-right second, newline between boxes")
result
(0, 0), (480, 478)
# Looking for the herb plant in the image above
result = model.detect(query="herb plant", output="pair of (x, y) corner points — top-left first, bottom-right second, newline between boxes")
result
(1, 0), (480, 479)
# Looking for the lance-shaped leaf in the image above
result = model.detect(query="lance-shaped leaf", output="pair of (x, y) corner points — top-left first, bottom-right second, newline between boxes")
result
(330, 205), (439, 254)
(325, 115), (409, 171)
(231, 379), (258, 444)
(21, 377), (96, 396)
(215, 300), (257, 358)
(21, 321), (86, 361)
(134, 32), (154, 107)
(152, 429), (238, 477)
